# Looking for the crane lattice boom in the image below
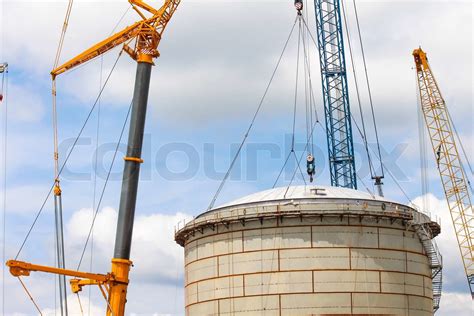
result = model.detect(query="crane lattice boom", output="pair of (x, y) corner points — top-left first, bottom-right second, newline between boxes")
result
(313, 0), (357, 189)
(413, 48), (474, 297)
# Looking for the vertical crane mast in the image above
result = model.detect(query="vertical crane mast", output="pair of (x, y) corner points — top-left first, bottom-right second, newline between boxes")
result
(313, 0), (357, 189)
(413, 48), (474, 297)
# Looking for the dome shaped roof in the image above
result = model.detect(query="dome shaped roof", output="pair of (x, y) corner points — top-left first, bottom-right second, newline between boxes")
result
(206, 185), (399, 215)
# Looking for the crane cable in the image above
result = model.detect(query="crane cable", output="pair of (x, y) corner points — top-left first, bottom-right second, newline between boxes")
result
(87, 54), (103, 316)
(302, 3), (384, 197)
(274, 14), (321, 188)
(52, 0), (74, 189)
(77, 100), (133, 271)
(274, 19), (303, 189)
(351, 0), (385, 179)
(416, 70), (430, 212)
(283, 120), (318, 198)
(300, 18), (409, 201)
(289, 18), (307, 186)
(300, 17), (372, 164)
(446, 109), (474, 195)
(17, 277), (43, 315)
(340, 0), (376, 178)
(1, 63), (8, 316)
(301, 16), (318, 153)
(85, 5), (132, 312)
(51, 2), (74, 312)
(14, 50), (124, 260)
(207, 17), (299, 210)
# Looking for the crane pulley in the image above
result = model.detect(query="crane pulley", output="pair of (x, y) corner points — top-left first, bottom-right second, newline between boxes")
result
(0, 63), (7, 102)
(413, 47), (474, 297)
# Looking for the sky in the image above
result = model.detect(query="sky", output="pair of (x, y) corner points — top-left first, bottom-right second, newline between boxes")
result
(0, 0), (473, 315)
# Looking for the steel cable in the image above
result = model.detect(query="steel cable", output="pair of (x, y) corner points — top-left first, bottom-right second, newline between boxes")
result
(207, 17), (299, 210)
(340, 0), (376, 178)
(76, 100), (132, 270)
(1, 67), (8, 316)
(351, 0), (384, 178)
(274, 15), (317, 188)
(14, 51), (124, 260)
(446, 109), (474, 194)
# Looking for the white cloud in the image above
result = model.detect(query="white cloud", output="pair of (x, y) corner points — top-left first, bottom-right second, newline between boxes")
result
(5, 84), (46, 123)
(5, 184), (53, 215)
(41, 294), (105, 316)
(438, 292), (473, 316)
(65, 206), (192, 283)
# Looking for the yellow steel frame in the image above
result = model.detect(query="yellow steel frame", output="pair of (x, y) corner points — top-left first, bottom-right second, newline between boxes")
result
(7, 259), (130, 312)
(51, 0), (181, 78)
(8, 0), (181, 315)
(413, 48), (474, 295)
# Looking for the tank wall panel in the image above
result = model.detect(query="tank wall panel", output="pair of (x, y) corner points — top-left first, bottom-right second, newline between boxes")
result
(407, 252), (431, 276)
(185, 282), (198, 306)
(379, 228), (423, 253)
(280, 293), (352, 315)
(424, 276), (433, 298)
(186, 257), (217, 284)
(244, 271), (313, 295)
(313, 270), (380, 292)
(197, 275), (244, 302)
(186, 300), (218, 315)
(243, 226), (311, 251)
(219, 295), (280, 315)
(409, 295), (433, 315)
(218, 250), (279, 276)
(352, 293), (408, 314)
(380, 272), (424, 296)
(351, 248), (407, 272)
(312, 226), (378, 248)
(280, 248), (350, 270)
(196, 231), (243, 260)
(185, 240), (198, 265)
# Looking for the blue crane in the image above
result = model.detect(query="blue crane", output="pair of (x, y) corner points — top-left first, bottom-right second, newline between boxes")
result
(313, 0), (357, 189)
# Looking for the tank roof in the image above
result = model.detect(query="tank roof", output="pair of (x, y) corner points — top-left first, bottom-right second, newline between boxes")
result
(212, 185), (396, 212)
(176, 185), (440, 246)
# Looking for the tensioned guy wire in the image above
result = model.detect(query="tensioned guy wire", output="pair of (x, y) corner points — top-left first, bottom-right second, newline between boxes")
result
(207, 17), (299, 210)
(15, 51), (124, 260)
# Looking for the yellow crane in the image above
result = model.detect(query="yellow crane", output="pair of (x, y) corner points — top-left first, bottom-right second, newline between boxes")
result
(413, 47), (474, 297)
(6, 0), (180, 314)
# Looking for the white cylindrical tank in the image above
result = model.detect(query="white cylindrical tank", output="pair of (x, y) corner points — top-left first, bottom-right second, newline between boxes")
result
(175, 186), (441, 315)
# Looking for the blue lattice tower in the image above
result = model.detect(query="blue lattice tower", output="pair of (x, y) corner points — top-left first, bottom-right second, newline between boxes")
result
(314, 0), (357, 189)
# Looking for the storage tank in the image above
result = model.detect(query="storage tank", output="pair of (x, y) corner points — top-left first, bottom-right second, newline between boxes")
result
(175, 186), (442, 315)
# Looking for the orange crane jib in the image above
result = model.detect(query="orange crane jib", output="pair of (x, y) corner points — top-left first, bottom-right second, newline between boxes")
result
(51, 0), (181, 78)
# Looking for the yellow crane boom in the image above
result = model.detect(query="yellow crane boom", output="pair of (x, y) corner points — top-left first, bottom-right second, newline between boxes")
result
(51, 0), (180, 78)
(413, 47), (474, 297)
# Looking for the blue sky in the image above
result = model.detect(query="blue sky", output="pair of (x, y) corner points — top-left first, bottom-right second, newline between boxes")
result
(0, 0), (473, 314)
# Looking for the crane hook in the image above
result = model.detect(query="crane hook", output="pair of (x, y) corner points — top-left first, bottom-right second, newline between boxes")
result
(294, 0), (303, 15)
(307, 154), (315, 183)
